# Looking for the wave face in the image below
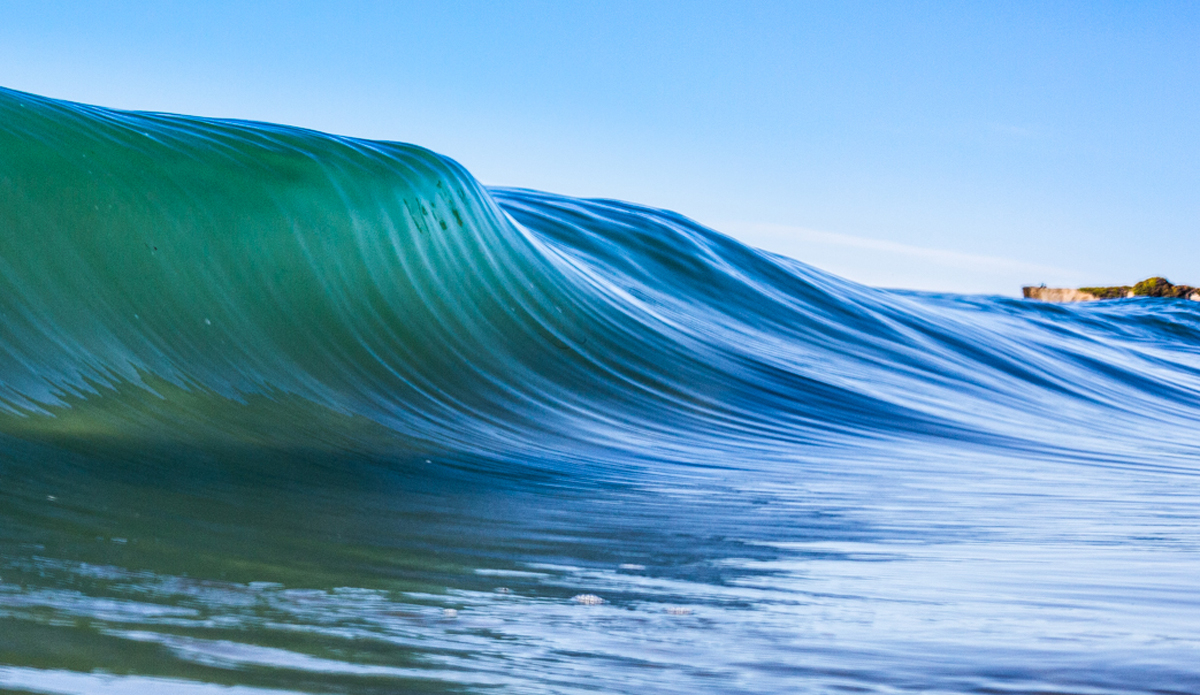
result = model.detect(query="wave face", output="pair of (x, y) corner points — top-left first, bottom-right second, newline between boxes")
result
(3, 87), (1200, 695)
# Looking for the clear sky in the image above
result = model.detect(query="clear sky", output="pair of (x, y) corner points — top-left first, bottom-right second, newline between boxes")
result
(2, 1), (1197, 295)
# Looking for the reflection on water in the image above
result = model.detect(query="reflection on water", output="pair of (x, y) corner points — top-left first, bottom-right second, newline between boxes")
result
(4, 443), (1200, 695)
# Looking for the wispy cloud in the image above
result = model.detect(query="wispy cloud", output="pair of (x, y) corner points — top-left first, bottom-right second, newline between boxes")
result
(716, 221), (1085, 293)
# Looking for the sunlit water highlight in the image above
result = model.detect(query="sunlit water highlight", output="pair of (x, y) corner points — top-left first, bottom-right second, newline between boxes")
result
(2, 87), (1199, 694)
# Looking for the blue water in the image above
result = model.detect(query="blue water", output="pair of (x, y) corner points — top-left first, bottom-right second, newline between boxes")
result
(2, 86), (1200, 694)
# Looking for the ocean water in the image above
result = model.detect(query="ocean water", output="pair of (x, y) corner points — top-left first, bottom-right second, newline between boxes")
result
(2, 86), (1200, 695)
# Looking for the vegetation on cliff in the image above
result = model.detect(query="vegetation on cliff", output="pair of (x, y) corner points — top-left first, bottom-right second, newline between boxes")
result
(1132, 277), (1197, 298)
(1077, 285), (1130, 299)
(1077, 277), (1197, 299)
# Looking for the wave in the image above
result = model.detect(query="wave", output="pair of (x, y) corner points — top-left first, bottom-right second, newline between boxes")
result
(2, 86), (1200, 475)
(5, 87), (1200, 695)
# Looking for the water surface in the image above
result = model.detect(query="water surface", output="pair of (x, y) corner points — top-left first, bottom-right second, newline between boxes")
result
(2, 87), (1200, 694)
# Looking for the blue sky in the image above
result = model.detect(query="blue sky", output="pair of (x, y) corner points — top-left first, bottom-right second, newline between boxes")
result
(3, 1), (1197, 294)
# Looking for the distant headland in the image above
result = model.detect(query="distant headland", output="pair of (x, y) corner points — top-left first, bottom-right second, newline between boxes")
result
(1023, 277), (1200, 303)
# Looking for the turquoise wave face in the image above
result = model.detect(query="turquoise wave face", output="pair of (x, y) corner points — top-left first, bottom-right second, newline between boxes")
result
(3, 86), (1200, 694)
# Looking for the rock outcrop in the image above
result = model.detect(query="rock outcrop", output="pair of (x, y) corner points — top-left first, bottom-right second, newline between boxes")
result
(1023, 287), (1102, 303)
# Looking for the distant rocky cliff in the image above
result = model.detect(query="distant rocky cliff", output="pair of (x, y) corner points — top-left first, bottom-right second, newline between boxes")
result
(1023, 277), (1200, 303)
(1023, 287), (1102, 303)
